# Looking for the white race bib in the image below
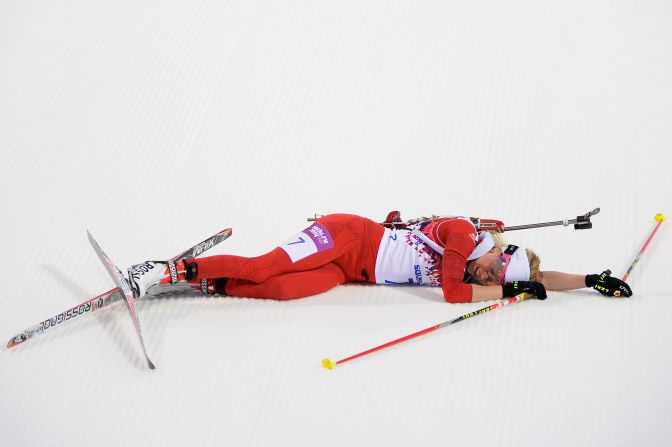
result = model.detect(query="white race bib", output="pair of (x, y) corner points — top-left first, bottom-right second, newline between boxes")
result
(374, 228), (442, 286)
(280, 223), (334, 263)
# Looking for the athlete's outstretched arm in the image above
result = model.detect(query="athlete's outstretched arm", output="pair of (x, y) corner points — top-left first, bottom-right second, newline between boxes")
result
(537, 271), (587, 291)
(538, 270), (633, 297)
(470, 284), (506, 302)
(466, 270), (632, 302)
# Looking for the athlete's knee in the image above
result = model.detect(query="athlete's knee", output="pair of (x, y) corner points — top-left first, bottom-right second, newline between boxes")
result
(275, 269), (344, 299)
(273, 284), (300, 299)
(265, 276), (306, 299)
(242, 261), (273, 283)
(239, 249), (289, 283)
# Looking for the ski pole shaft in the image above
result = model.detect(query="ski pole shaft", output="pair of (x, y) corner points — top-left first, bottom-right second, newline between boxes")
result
(622, 213), (666, 282)
(322, 293), (531, 369)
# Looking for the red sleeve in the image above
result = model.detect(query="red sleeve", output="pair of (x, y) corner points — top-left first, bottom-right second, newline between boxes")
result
(432, 219), (477, 303)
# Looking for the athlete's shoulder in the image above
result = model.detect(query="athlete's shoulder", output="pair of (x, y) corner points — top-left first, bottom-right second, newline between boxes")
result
(433, 215), (475, 225)
(432, 216), (477, 234)
(427, 216), (477, 247)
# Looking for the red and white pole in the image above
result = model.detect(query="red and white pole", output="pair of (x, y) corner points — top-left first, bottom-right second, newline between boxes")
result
(322, 294), (531, 369)
(622, 213), (666, 282)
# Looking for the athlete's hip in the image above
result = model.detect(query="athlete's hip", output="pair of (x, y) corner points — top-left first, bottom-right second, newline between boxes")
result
(314, 214), (384, 282)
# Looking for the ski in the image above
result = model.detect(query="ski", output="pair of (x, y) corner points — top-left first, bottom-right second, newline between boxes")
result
(168, 228), (232, 261)
(7, 228), (232, 349)
(87, 231), (155, 369)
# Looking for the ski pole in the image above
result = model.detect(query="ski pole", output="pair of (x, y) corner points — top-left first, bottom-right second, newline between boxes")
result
(322, 293), (531, 369)
(622, 213), (666, 282)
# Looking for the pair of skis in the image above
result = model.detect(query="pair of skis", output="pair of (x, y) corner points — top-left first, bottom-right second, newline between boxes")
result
(7, 228), (232, 369)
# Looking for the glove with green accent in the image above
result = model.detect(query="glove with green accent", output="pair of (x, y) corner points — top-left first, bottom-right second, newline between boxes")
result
(502, 281), (547, 300)
(585, 270), (632, 297)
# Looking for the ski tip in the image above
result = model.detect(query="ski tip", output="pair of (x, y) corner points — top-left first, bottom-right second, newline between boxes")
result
(7, 334), (27, 349)
(147, 359), (156, 370)
(655, 213), (666, 223)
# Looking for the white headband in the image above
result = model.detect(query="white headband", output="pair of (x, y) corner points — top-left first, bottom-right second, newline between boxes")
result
(467, 232), (495, 261)
(500, 244), (531, 284)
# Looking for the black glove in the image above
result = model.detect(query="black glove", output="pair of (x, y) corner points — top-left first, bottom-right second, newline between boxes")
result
(585, 270), (632, 297)
(502, 281), (547, 300)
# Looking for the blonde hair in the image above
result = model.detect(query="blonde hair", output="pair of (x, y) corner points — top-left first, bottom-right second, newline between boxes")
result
(489, 230), (506, 247)
(526, 248), (540, 282)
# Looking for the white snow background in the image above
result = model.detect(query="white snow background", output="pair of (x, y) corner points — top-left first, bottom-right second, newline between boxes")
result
(1, 1), (670, 446)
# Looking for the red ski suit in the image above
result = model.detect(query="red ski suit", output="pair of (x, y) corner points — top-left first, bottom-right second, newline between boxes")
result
(191, 214), (477, 303)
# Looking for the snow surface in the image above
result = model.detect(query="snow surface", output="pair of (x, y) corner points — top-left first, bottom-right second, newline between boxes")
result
(1, 1), (671, 446)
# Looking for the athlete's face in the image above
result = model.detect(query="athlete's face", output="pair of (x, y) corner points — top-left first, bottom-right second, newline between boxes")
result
(467, 246), (502, 285)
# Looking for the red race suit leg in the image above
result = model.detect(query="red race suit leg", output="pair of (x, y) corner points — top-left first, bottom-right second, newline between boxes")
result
(190, 214), (383, 299)
(225, 263), (346, 299)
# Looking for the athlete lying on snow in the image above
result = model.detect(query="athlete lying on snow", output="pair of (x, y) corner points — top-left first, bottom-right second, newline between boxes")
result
(129, 213), (633, 302)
